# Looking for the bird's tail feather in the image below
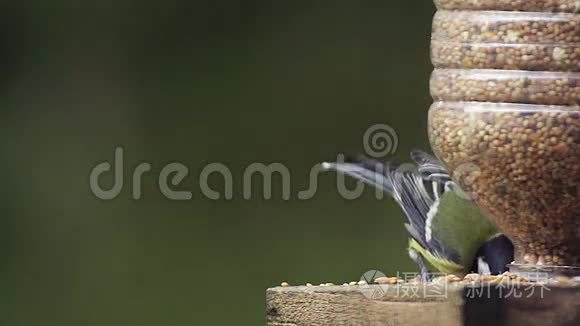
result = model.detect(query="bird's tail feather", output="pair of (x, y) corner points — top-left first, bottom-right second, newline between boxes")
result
(321, 161), (394, 194)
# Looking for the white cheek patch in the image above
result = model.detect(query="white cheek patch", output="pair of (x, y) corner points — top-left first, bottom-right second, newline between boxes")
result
(478, 257), (491, 275)
(425, 199), (440, 242)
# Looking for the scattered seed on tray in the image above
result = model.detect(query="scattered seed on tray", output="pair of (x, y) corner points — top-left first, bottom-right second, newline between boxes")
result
(278, 273), (580, 288)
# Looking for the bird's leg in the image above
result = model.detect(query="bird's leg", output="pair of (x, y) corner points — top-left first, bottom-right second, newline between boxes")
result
(409, 248), (432, 282)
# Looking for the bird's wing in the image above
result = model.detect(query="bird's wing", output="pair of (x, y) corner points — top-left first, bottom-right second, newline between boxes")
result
(411, 151), (504, 270)
(323, 150), (506, 275)
(389, 160), (463, 265)
(323, 152), (462, 266)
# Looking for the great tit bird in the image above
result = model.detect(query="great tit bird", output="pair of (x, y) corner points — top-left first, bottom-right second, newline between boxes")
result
(323, 150), (514, 277)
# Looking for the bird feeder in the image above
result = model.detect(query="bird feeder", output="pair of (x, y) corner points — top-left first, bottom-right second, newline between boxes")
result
(428, 7), (580, 275)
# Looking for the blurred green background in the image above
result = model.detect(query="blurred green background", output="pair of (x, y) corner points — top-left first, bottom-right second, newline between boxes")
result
(0, 1), (435, 325)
